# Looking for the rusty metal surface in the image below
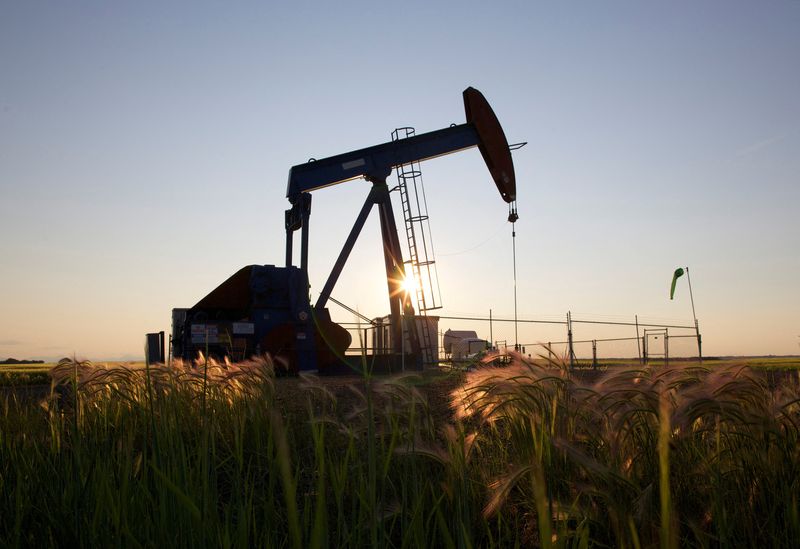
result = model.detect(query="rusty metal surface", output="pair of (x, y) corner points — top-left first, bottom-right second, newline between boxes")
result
(193, 265), (254, 310)
(261, 319), (352, 373)
(463, 87), (516, 203)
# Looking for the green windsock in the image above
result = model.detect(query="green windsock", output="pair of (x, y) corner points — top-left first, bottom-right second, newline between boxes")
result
(670, 267), (685, 300)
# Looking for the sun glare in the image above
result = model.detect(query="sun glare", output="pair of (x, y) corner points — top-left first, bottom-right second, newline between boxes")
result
(401, 273), (418, 295)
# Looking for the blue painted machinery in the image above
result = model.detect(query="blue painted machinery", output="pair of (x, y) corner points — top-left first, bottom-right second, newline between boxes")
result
(172, 87), (517, 373)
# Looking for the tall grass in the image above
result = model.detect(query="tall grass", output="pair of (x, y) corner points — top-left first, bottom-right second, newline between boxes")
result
(0, 356), (456, 547)
(453, 352), (800, 547)
(0, 353), (798, 547)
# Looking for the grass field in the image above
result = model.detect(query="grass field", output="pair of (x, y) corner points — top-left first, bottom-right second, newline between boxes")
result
(2, 354), (799, 378)
(0, 362), (57, 373)
(573, 355), (800, 370)
(1, 353), (800, 547)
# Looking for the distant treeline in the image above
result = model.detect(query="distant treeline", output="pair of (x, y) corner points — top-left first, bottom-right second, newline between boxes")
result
(1, 358), (45, 365)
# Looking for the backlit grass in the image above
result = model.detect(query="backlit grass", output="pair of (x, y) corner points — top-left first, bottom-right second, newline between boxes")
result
(1, 354), (799, 547)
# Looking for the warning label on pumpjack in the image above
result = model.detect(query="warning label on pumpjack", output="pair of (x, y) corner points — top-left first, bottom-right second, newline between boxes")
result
(191, 324), (219, 344)
(232, 322), (255, 335)
(342, 158), (365, 170)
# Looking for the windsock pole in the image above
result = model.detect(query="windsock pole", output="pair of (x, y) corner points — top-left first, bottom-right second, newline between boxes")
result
(685, 267), (702, 360)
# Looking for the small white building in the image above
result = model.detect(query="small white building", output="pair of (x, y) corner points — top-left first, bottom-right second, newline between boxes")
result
(443, 329), (489, 360)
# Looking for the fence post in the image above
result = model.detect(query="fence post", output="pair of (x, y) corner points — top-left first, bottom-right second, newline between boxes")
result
(695, 320), (703, 362)
(642, 333), (648, 365)
(635, 314), (642, 365)
(567, 311), (575, 369)
(489, 309), (493, 351)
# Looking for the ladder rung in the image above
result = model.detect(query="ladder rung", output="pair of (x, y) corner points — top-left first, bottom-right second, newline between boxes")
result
(393, 135), (442, 359)
(398, 170), (422, 179)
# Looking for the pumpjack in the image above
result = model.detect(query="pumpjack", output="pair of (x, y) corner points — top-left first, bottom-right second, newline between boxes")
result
(170, 87), (517, 373)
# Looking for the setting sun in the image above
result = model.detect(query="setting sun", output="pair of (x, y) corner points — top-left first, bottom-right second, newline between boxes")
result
(401, 273), (418, 295)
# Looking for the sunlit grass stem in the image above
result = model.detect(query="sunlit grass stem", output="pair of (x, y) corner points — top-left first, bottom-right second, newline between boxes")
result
(2, 355), (799, 546)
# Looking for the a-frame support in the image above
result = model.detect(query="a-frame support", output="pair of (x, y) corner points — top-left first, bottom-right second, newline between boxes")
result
(289, 176), (421, 366)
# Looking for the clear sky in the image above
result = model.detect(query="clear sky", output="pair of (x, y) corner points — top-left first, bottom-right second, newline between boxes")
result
(1, 1), (798, 361)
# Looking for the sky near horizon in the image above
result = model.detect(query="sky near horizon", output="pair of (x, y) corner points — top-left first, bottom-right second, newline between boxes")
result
(1, 1), (798, 361)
